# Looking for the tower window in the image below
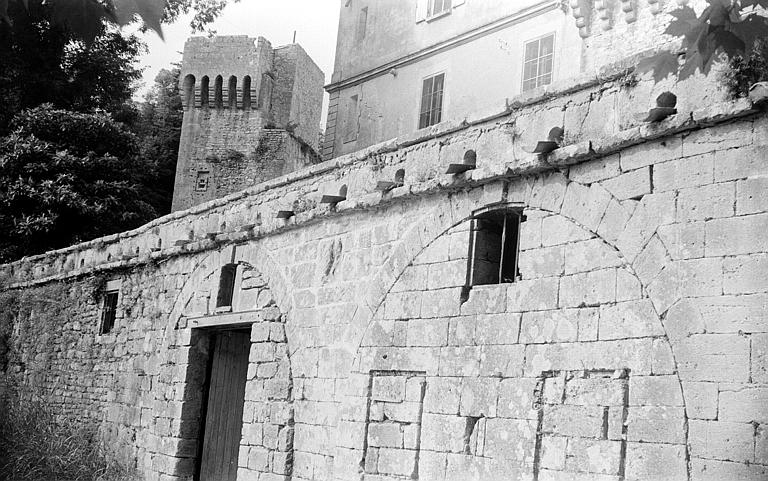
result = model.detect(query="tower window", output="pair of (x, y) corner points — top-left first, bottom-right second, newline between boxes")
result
(523, 33), (555, 92)
(356, 7), (368, 41)
(343, 94), (359, 143)
(214, 75), (224, 108)
(428, 0), (452, 17)
(216, 264), (237, 308)
(100, 280), (121, 334)
(195, 171), (210, 192)
(200, 76), (210, 107)
(467, 209), (523, 286)
(419, 73), (444, 129)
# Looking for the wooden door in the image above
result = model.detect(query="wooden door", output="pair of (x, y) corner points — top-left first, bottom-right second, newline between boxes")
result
(198, 330), (251, 481)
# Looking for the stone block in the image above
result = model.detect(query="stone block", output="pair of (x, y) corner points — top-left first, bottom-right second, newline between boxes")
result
(529, 172), (568, 212)
(539, 435), (567, 470)
(597, 198), (635, 243)
(367, 423), (402, 448)
(459, 378), (500, 417)
(724, 254), (768, 295)
(561, 181), (612, 232)
(566, 438), (623, 475)
(756, 424), (768, 465)
(542, 404), (604, 438)
(372, 376), (405, 403)
(426, 260), (466, 290)
(541, 215), (593, 246)
(483, 418), (537, 463)
(497, 377), (539, 420)
(564, 376), (625, 407)
(629, 375), (683, 407)
(752, 333), (768, 383)
(714, 145), (768, 182)
(625, 442), (687, 481)
(247, 446), (269, 471)
(653, 154), (714, 192)
(448, 316), (476, 346)
(718, 387), (768, 423)
(598, 299), (664, 340)
(508, 277), (559, 311)
(519, 310), (579, 344)
(615, 192), (676, 262)
(682, 381), (718, 420)
(519, 212), (542, 250)
(420, 413), (465, 452)
(683, 122), (750, 157)
(383, 291), (422, 319)
(376, 448), (416, 477)
(736, 177), (768, 215)
(705, 213), (768, 257)
(677, 182), (735, 222)
(620, 136), (682, 171)
(657, 222), (705, 260)
(689, 420), (754, 463)
(626, 406), (686, 444)
(676, 334), (750, 383)
(558, 269), (616, 308)
(479, 344), (525, 377)
(439, 346), (481, 377)
(406, 318), (449, 347)
(518, 245), (565, 278)
(691, 458), (768, 481)
(564, 238), (622, 275)
(471, 312), (520, 345)
(570, 153), (620, 184)
(418, 450), (447, 481)
(631, 235), (667, 286)
(601, 167), (651, 200)
(460, 285), (507, 315)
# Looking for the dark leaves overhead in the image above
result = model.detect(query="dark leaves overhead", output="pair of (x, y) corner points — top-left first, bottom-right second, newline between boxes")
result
(641, 1), (768, 82)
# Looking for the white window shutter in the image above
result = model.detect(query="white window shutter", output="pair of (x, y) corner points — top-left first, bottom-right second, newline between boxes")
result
(416, 0), (428, 22)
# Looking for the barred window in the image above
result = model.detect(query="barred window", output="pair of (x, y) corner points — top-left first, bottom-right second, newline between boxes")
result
(522, 34), (555, 92)
(419, 73), (445, 129)
(467, 209), (523, 286)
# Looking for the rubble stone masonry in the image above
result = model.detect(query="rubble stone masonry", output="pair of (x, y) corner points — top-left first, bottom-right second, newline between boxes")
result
(1, 65), (767, 481)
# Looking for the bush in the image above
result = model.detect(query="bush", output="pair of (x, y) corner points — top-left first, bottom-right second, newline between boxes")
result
(722, 38), (768, 99)
(0, 390), (137, 481)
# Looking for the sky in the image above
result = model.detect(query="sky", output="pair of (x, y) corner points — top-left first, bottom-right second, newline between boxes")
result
(135, 1), (341, 121)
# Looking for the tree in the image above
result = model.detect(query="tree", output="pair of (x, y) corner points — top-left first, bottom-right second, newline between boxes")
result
(638, 0), (768, 82)
(1, 0), (241, 44)
(134, 67), (184, 216)
(0, 106), (156, 261)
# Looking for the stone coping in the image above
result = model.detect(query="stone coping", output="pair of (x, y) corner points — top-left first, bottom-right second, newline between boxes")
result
(0, 64), (759, 289)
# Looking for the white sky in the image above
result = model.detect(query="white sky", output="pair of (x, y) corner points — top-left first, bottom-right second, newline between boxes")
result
(135, 1), (341, 122)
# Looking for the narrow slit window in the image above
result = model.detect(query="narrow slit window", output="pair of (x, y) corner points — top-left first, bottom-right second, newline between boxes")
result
(522, 34), (555, 92)
(216, 264), (237, 308)
(419, 73), (444, 129)
(200, 76), (210, 107)
(100, 290), (119, 334)
(242, 75), (252, 109)
(214, 75), (224, 108)
(228, 76), (238, 108)
(468, 209), (522, 286)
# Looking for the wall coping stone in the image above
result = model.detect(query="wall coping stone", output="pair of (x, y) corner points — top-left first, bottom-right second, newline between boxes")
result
(0, 63), (760, 290)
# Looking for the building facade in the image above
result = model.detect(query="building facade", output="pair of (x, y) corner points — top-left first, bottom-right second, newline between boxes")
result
(173, 36), (325, 212)
(1, 1), (767, 481)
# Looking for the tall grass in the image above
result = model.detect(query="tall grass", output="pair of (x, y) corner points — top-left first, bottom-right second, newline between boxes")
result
(0, 390), (138, 481)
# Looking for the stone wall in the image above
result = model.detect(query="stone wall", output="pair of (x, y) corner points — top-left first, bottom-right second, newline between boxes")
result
(1, 70), (767, 481)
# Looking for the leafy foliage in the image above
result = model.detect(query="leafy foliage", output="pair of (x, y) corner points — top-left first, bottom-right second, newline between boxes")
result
(638, 0), (768, 82)
(1, 0), (241, 44)
(0, 106), (157, 261)
(134, 67), (183, 215)
(722, 37), (768, 97)
(0, 386), (138, 480)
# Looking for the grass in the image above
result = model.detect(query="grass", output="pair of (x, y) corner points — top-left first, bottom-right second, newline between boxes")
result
(0, 389), (138, 481)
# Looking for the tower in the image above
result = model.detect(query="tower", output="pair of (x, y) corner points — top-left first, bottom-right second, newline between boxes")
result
(172, 36), (324, 211)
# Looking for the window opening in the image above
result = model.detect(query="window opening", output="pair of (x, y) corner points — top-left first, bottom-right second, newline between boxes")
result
(195, 171), (211, 192)
(100, 288), (119, 334)
(356, 7), (368, 41)
(228, 76), (237, 108)
(216, 264), (237, 308)
(523, 34), (555, 92)
(343, 94), (359, 143)
(242, 76), (252, 109)
(183, 74), (195, 109)
(419, 73), (444, 129)
(468, 209), (522, 286)
(214, 75), (224, 108)
(429, 0), (452, 17)
(200, 76), (210, 107)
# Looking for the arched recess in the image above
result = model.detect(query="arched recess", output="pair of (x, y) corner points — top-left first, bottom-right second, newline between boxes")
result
(153, 243), (297, 480)
(200, 76), (210, 107)
(214, 75), (224, 108)
(242, 75), (252, 109)
(338, 182), (691, 481)
(182, 74), (195, 110)
(228, 75), (237, 108)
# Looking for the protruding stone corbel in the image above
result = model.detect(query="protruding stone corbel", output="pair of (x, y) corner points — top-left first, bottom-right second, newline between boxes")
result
(648, 0), (663, 15)
(570, 0), (593, 38)
(621, 0), (637, 23)
(595, 0), (614, 30)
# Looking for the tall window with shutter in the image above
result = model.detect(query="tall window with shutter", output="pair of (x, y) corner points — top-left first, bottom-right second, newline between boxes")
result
(419, 73), (445, 129)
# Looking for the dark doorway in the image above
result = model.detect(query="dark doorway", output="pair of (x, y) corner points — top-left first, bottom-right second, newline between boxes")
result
(197, 329), (251, 481)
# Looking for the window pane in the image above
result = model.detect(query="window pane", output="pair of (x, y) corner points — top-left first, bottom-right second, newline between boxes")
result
(539, 56), (553, 76)
(540, 34), (554, 56)
(523, 79), (536, 92)
(444, 0), (452, 10)
(524, 39), (540, 62)
(523, 61), (538, 82)
(538, 72), (552, 87)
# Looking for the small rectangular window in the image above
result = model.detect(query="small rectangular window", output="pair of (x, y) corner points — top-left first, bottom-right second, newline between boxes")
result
(429, 0), (452, 17)
(216, 264), (237, 308)
(343, 94), (359, 143)
(195, 171), (210, 192)
(522, 34), (555, 92)
(468, 209), (522, 286)
(419, 73), (445, 129)
(356, 7), (368, 41)
(100, 290), (119, 334)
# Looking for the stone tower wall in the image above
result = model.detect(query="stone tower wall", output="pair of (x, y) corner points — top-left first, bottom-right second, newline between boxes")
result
(172, 36), (323, 212)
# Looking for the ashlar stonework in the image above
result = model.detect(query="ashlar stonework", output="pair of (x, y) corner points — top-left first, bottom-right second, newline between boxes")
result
(1, 65), (767, 481)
